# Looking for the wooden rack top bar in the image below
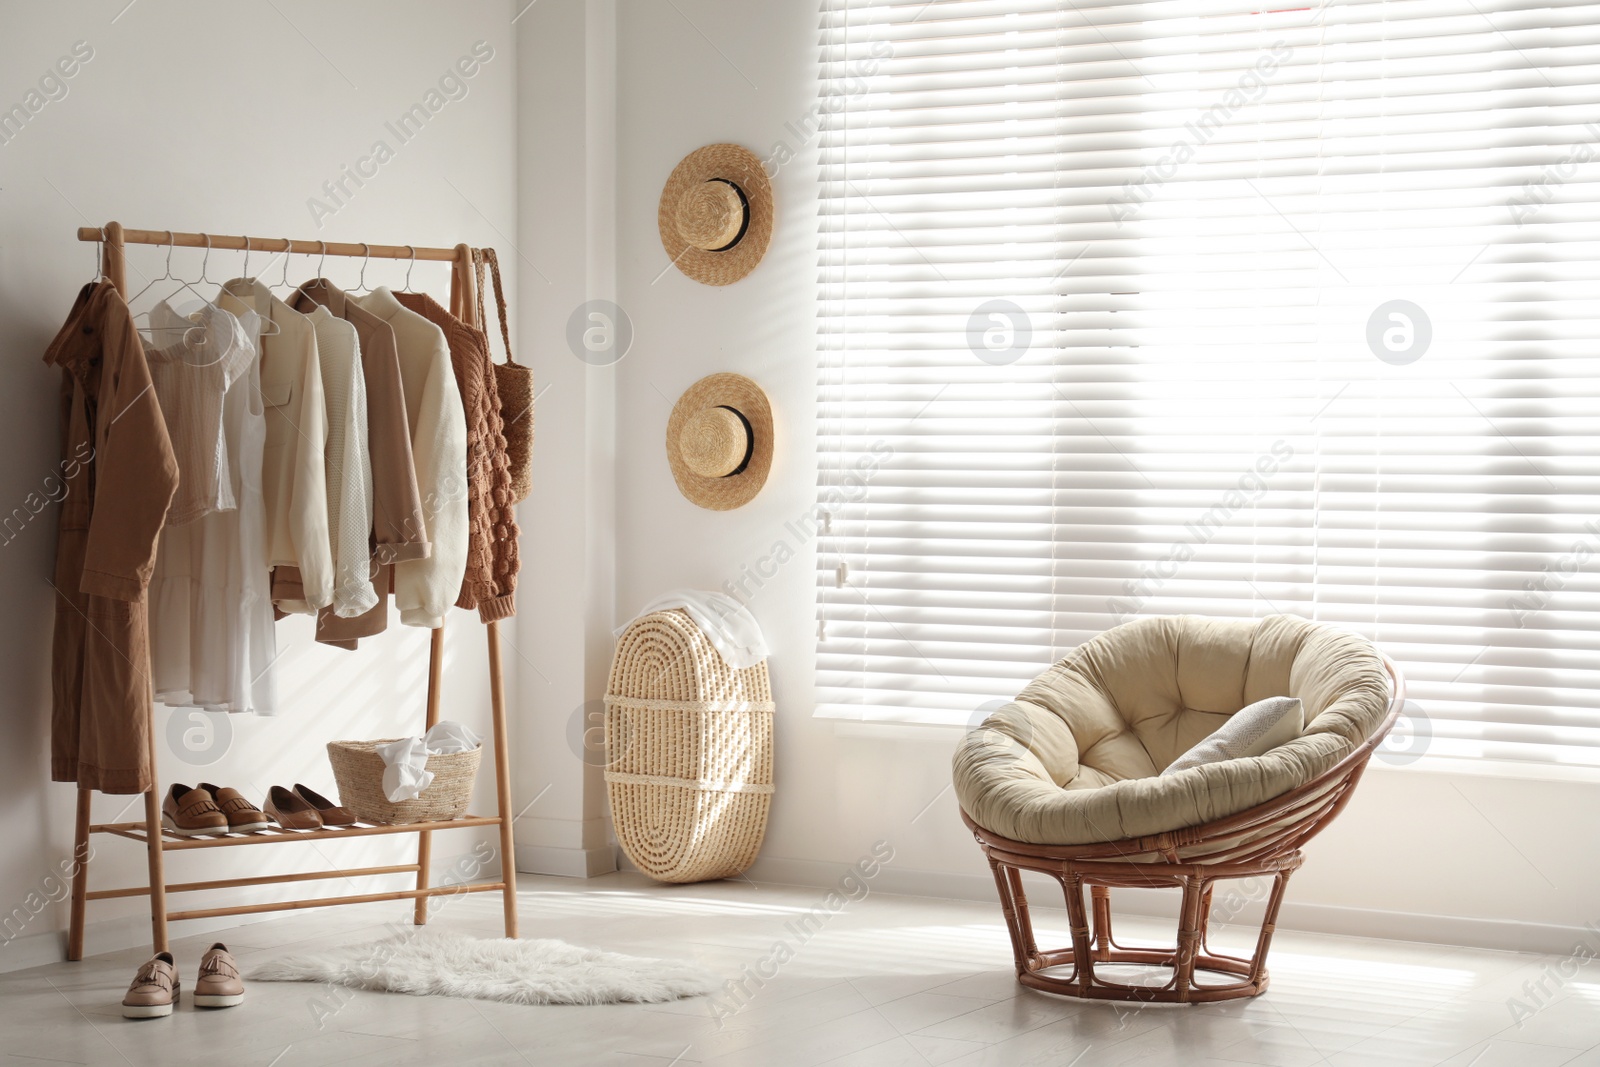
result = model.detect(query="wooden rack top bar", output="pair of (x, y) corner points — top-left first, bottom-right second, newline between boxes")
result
(77, 226), (461, 261)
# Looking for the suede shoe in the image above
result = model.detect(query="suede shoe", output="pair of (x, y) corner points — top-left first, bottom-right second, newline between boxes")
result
(122, 951), (179, 1018)
(193, 942), (244, 1008)
(197, 783), (270, 834)
(162, 785), (229, 837)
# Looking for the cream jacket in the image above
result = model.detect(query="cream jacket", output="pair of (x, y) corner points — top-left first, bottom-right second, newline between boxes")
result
(304, 305), (377, 617)
(219, 278), (333, 613)
(356, 288), (468, 628)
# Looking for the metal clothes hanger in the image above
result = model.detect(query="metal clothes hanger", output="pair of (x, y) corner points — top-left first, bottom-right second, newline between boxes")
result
(131, 231), (222, 344)
(198, 232), (214, 287)
(277, 239), (294, 291)
(212, 233), (282, 336)
(293, 239), (333, 300)
(402, 245), (417, 292)
(356, 242), (372, 293)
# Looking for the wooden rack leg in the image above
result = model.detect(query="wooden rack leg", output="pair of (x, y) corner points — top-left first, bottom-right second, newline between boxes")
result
(67, 788), (90, 961)
(105, 218), (170, 959)
(144, 656), (168, 956)
(413, 626), (447, 925)
(143, 782), (169, 954)
(487, 620), (518, 938)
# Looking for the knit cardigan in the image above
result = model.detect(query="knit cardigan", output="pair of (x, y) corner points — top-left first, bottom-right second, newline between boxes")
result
(396, 291), (520, 621)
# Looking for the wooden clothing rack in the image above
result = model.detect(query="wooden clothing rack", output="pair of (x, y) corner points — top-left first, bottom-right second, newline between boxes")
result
(64, 221), (518, 959)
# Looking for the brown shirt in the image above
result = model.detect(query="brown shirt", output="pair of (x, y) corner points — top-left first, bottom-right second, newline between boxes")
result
(397, 291), (519, 621)
(46, 281), (179, 794)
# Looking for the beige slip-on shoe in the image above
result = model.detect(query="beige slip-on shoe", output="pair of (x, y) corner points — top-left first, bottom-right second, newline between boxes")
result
(121, 952), (179, 1019)
(162, 784), (230, 837)
(197, 783), (270, 834)
(193, 942), (244, 1008)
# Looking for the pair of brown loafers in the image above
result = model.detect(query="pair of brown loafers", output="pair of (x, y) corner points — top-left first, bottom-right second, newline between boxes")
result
(263, 784), (357, 830)
(163, 784), (269, 837)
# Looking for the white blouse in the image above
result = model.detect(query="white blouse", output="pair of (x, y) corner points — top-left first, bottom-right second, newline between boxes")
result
(144, 302), (253, 525)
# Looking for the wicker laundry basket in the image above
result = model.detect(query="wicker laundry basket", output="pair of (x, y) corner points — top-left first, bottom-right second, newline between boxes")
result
(327, 739), (480, 825)
(604, 609), (774, 882)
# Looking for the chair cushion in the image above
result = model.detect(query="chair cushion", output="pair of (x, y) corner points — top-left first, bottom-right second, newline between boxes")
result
(1161, 695), (1303, 777)
(952, 615), (1391, 847)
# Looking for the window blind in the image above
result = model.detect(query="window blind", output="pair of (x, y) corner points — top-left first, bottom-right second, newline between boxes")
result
(814, 0), (1600, 767)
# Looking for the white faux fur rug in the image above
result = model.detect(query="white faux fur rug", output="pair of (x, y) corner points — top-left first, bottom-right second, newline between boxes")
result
(250, 930), (718, 1005)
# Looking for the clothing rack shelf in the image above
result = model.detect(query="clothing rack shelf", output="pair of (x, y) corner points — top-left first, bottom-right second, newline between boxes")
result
(90, 815), (503, 849)
(63, 221), (520, 961)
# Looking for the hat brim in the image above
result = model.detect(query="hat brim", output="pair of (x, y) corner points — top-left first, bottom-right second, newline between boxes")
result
(666, 373), (774, 510)
(658, 144), (774, 287)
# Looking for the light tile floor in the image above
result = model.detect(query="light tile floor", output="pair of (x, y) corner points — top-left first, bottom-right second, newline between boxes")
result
(4, 872), (1598, 1066)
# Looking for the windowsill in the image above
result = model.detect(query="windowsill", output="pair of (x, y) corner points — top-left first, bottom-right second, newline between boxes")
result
(824, 717), (1600, 783)
(830, 718), (966, 742)
(1364, 755), (1600, 785)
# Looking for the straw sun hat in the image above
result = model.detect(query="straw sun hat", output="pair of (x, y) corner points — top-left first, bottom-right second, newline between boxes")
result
(658, 144), (773, 286)
(666, 373), (773, 510)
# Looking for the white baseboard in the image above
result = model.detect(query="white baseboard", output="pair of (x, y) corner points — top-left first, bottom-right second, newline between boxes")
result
(514, 843), (616, 879)
(0, 909), (265, 976)
(740, 854), (1599, 958)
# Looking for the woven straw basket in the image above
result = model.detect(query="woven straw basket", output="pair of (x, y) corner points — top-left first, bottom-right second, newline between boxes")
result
(604, 609), (774, 883)
(327, 739), (481, 825)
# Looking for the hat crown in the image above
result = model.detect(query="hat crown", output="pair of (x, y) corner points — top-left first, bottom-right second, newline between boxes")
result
(679, 406), (750, 478)
(676, 180), (746, 252)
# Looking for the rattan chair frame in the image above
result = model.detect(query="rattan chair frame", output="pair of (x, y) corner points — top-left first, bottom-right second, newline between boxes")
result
(961, 654), (1404, 1004)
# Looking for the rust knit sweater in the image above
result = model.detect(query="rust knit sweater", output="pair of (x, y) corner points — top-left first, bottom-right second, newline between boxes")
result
(395, 291), (519, 621)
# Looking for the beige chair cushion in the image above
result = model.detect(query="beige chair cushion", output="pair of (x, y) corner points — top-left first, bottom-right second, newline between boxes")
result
(952, 615), (1391, 847)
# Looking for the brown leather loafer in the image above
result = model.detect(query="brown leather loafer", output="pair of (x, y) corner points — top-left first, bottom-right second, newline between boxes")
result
(122, 952), (179, 1018)
(197, 783), (270, 834)
(162, 785), (229, 837)
(264, 785), (323, 830)
(194, 942), (244, 1008)
(293, 783), (358, 827)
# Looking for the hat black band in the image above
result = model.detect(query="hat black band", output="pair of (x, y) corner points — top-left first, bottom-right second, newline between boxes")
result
(707, 179), (751, 253)
(716, 405), (756, 477)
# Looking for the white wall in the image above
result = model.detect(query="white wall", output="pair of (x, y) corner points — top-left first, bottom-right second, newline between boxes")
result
(0, 0), (519, 970)
(506, 0), (621, 880)
(604, 0), (1600, 955)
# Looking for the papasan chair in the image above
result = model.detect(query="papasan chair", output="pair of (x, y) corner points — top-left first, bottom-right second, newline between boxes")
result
(953, 614), (1401, 1003)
